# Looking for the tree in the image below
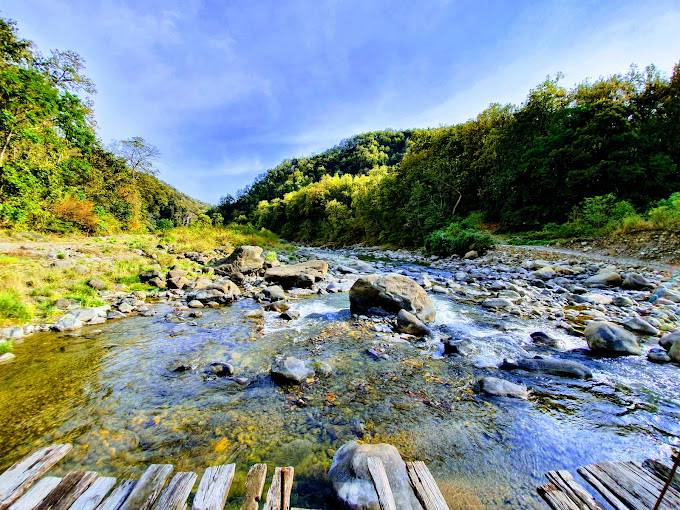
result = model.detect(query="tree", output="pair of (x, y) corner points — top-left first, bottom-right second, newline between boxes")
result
(33, 49), (96, 96)
(111, 137), (160, 177)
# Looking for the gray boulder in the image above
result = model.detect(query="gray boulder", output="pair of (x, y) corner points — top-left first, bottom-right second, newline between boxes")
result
(669, 340), (680, 363)
(482, 298), (514, 310)
(395, 309), (430, 337)
(622, 316), (659, 336)
(328, 441), (422, 510)
(271, 356), (314, 383)
(52, 306), (109, 332)
(585, 270), (622, 287)
(584, 321), (641, 356)
(659, 330), (680, 351)
(215, 245), (265, 274)
(655, 287), (680, 303)
(263, 285), (286, 301)
(474, 377), (529, 399)
(500, 356), (592, 379)
(264, 260), (329, 289)
(622, 273), (655, 290)
(647, 348), (671, 364)
(349, 274), (435, 322)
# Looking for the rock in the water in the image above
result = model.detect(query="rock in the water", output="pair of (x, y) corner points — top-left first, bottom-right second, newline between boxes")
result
(265, 300), (289, 312)
(443, 338), (474, 356)
(215, 245), (265, 274)
(188, 300), (204, 308)
(584, 320), (641, 356)
(207, 362), (234, 377)
(669, 339), (680, 363)
(622, 273), (655, 290)
(349, 274), (435, 322)
(622, 316), (659, 336)
(659, 330), (680, 351)
(482, 298), (513, 310)
(395, 309), (430, 337)
(500, 356), (592, 379)
(654, 287), (680, 303)
(263, 285), (285, 301)
(612, 296), (635, 307)
(530, 331), (561, 348)
(328, 441), (422, 510)
(585, 270), (622, 287)
(279, 310), (300, 320)
(474, 377), (529, 399)
(271, 356), (314, 383)
(647, 348), (671, 364)
(264, 260), (329, 289)
(52, 306), (109, 332)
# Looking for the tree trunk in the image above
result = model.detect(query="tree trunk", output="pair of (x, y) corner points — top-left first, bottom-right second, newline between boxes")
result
(0, 130), (13, 166)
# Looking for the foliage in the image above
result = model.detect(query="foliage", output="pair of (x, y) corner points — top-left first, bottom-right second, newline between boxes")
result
(0, 290), (31, 323)
(155, 218), (174, 231)
(0, 339), (11, 354)
(647, 192), (680, 229)
(424, 220), (496, 256)
(0, 17), (205, 233)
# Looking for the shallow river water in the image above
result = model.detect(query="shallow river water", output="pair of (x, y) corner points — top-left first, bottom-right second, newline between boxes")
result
(1, 249), (678, 509)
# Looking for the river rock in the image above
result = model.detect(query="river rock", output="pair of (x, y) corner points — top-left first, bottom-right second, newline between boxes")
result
(474, 377), (529, 399)
(612, 296), (635, 307)
(271, 356), (314, 383)
(279, 310), (300, 320)
(481, 298), (513, 310)
(264, 260), (329, 289)
(265, 300), (289, 312)
(188, 300), (204, 308)
(654, 287), (680, 303)
(395, 309), (430, 337)
(647, 348), (671, 364)
(167, 276), (189, 290)
(0, 353), (16, 364)
(584, 321), (641, 355)
(53, 306), (109, 332)
(87, 278), (106, 290)
(530, 331), (561, 348)
(622, 316), (659, 336)
(328, 441), (422, 510)
(659, 330), (680, 351)
(207, 362), (234, 377)
(263, 285), (285, 301)
(585, 270), (622, 287)
(500, 356), (593, 379)
(215, 245), (264, 274)
(349, 274), (435, 322)
(622, 273), (655, 290)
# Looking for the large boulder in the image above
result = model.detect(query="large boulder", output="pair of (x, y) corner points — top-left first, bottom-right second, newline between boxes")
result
(349, 274), (435, 322)
(584, 321), (641, 356)
(328, 441), (422, 510)
(264, 260), (329, 289)
(659, 330), (680, 351)
(186, 280), (240, 305)
(584, 270), (622, 287)
(622, 273), (655, 290)
(215, 246), (264, 274)
(395, 309), (431, 337)
(500, 356), (592, 379)
(669, 340), (680, 363)
(52, 306), (110, 332)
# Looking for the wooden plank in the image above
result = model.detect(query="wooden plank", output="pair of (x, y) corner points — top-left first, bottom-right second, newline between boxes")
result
(94, 480), (136, 510)
(191, 465), (234, 510)
(642, 460), (680, 493)
(239, 464), (267, 510)
(544, 470), (602, 510)
(622, 462), (680, 508)
(597, 462), (665, 509)
(34, 471), (98, 510)
(538, 483), (581, 510)
(366, 458), (396, 510)
(262, 467), (294, 510)
(0, 445), (73, 510)
(406, 461), (449, 510)
(577, 466), (629, 510)
(579, 464), (648, 510)
(8, 477), (61, 510)
(69, 477), (117, 510)
(118, 465), (173, 510)
(152, 472), (196, 510)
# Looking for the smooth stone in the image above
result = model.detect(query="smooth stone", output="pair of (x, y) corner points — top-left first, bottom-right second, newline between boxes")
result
(585, 270), (622, 287)
(207, 362), (234, 377)
(622, 316), (659, 336)
(271, 356), (314, 383)
(622, 273), (655, 290)
(659, 330), (680, 351)
(0, 353), (16, 364)
(530, 331), (561, 348)
(349, 274), (435, 322)
(647, 348), (671, 363)
(584, 320), (641, 356)
(500, 356), (592, 379)
(482, 298), (513, 310)
(474, 376), (529, 399)
(395, 309), (430, 337)
(265, 300), (289, 312)
(263, 285), (286, 301)
(264, 260), (329, 289)
(279, 310), (300, 320)
(612, 296), (636, 307)
(188, 299), (204, 308)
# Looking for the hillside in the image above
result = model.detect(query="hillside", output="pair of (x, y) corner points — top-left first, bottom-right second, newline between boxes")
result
(0, 18), (205, 234)
(220, 65), (680, 250)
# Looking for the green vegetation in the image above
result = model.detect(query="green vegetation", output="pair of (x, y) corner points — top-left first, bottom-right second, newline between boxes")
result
(0, 290), (32, 322)
(0, 339), (11, 354)
(424, 214), (495, 256)
(216, 65), (680, 248)
(0, 17), (205, 234)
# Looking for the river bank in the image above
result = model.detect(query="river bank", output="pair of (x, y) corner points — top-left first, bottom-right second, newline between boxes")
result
(0, 239), (679, 509)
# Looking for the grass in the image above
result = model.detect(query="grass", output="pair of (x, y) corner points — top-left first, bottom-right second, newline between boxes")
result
(0, 225), (282, 327)
(0, 340), (12, 354)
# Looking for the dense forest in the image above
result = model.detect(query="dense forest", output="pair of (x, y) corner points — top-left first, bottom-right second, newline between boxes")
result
(0, 18), (205, 233)
(215, 64), (680, 249)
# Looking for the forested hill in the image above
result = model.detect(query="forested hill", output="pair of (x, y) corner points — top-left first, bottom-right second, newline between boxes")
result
(216, 64), (680, 247)
(0, 18), (205, 233)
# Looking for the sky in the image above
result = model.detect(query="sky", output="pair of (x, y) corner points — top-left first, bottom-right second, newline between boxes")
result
(3, 0), (680, 203)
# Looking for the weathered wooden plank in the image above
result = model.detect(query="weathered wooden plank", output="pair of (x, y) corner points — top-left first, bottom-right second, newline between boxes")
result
(405, 461), (449, 510)
(69, 477), (117, 510)
(118, 465), (173, 510)
(642, 460), (680, 492)
(577, 466), (628, 510)
(191, 465), (234, 510)
(262, 467), (294, 510)
(621, 462), (680, 507)
(34, 471), (98, 510)
(596, 462), (665, 509)
(94, 480), (136, 510)
(0, 445), (73, 510)
(543, 470), (602, 510)
(152, 472), (196, 510)
(579, 464), (648, 510)
(366, 458), (396, 510)
(8, 477), (61, 510)
(538, 483), (581, 510)
(239, 464), (267, 510)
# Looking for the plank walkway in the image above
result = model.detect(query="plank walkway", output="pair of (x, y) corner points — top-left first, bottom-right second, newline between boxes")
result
(0, 445), (451, 510)
(538, 453), (680, 510)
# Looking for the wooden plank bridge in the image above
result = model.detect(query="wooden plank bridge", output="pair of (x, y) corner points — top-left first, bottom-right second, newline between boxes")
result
(0, 444), (450, 510)
(538, 452), (680, 510)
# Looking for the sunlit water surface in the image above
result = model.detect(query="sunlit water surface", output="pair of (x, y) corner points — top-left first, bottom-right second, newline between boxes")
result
(1, 254), (678, 509)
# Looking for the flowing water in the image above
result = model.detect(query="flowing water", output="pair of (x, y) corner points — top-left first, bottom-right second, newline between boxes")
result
(1, 249), (678, 509)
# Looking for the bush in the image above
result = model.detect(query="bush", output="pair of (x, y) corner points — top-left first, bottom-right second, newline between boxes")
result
(0, 290), (32, 322)
(155, 218), (174, 231)
(425, 222), (495, 256)
(647, 192), (680, 229)
(51, 196), (99, 233)
(569, 194), (636, 234)
(0, 340), (12, 354)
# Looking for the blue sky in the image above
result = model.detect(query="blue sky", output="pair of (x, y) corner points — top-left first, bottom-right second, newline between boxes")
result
(3, 0), (680, 203)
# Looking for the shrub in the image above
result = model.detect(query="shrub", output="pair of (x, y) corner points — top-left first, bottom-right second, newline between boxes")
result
(51, 196), (99, 233)
(425, 222), (495, 256)
(647, 192), (680, 229)
(0, 340), (12, 354)
(569, 194), (636, 234)
(0, 290), (32, 322)
(155, 218), (174, 231)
